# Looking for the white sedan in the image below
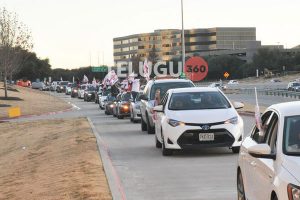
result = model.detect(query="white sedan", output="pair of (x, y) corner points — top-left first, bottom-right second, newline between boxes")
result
(153, 87), (244, 156)
(237, 101), (300, 200)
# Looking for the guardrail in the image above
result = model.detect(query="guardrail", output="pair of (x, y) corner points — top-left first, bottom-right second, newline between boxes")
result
(232, 88), (300, 99)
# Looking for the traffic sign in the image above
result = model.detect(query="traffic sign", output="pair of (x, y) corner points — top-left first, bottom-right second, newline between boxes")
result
(184, 56), (208, 82)
(92, 66), (108, 73)
(224, 72), (230, 79)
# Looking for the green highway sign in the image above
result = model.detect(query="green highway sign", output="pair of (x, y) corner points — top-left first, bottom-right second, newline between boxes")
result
(91, 66), (108, 73)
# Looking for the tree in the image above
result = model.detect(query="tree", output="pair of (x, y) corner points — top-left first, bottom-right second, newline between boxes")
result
(0, 7), (33, 98)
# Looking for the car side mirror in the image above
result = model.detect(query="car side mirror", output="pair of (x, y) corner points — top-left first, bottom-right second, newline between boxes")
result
(233, 102), (244, 110)
(248, 144), (276, 160)
(153, 105), (164, 112)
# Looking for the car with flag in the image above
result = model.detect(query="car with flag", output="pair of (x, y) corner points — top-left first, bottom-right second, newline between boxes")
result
(113, 92), (132, 119)
(237, 101), (300, 200)
(129, 91), (143, 123)
(153, 87), (244, 156)
(78, 84), (87, 99)
(140, 78), (195, 134)
(104, 94), (117, 115)
(84, 85), (97, 102)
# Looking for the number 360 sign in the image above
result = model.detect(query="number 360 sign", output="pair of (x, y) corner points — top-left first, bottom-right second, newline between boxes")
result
(184, 56), (208, 82)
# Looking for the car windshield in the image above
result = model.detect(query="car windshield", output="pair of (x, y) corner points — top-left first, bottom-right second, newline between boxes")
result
(107, 95), (116, 101)
(60, 81), (69, 86)
(102, 89), (110, 96)
(283, 115), (300, 156)
(150, 82), (194, 100)
(121, 93), (131, 101)
(292, 83), (300, 86)
(87, 86), (96, 91)
(168, 91), (231, 110)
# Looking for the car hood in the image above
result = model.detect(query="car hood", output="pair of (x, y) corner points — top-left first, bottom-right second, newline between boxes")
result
(167, 108), (237, 124)
(283, 156), (300, 183)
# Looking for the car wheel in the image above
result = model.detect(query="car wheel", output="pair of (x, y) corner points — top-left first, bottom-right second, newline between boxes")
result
(146, 115), (155, 134)
(232, 146), (240, 154)
(161, 133), (172, 156)
(141, 117), (147, 131)
(155, 136), (162, 148)
(237, 170), (246, 200)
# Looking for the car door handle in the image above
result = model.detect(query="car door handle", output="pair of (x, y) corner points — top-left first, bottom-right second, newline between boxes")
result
(250, 161), (257, 167)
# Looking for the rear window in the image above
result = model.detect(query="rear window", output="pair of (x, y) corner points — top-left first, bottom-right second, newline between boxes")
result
(150, 82), (194, 100)
(121, 93), (131, 101)
(168, 91), (231, 110)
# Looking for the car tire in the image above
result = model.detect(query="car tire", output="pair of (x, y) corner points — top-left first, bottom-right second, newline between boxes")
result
(232, 146), (240, 154)
(146, 115), (155, 134)
(155, 136), (162, 148)
(141, 117), (147, 131)
(237, 170), (246, 200)
(162, 134), (172, 156)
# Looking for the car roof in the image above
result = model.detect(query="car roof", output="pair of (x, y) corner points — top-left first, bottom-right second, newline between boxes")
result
(151, 79), (192, 84)
(269, 101), (300, 117)
(169, 87), (219, 93)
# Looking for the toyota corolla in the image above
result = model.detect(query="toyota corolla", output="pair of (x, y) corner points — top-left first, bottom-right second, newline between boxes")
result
(153, 87), (244, 156)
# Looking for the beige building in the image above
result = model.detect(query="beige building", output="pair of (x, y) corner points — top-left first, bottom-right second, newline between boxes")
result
(113, 27), (259, 63)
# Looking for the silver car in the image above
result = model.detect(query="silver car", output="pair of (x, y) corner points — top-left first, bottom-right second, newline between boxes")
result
(129, 92), (143, 123)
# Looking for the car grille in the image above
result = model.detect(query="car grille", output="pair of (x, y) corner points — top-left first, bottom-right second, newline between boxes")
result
(177, 129), (235, 149)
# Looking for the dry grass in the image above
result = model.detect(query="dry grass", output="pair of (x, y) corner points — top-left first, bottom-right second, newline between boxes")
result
(0, 82), (71, 118)
(0, 118), (112, 200)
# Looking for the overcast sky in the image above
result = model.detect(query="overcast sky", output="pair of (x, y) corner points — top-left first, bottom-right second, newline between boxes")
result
(1, 0), (299, 69)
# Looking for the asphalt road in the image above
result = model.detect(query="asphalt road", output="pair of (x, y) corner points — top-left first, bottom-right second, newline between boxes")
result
(9, 92), (253, 200)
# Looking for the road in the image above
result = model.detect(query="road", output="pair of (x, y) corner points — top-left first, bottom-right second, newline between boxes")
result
(9, 92), (255, 200)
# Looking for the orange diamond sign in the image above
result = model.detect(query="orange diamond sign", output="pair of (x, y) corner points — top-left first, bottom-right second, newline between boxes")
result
(224, 72), (230, 79)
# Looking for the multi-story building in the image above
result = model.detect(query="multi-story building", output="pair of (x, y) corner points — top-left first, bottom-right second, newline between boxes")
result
(113, 27), (260, 63)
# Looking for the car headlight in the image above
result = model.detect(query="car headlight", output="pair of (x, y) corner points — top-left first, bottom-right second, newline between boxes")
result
(224, 116), (238, 124)
(288, 184), (300, 200)
(88, 93), (92, 96)
(110, 104), (114, 108)
(121, 105), (129, 110)
(167, 119), (185, 127)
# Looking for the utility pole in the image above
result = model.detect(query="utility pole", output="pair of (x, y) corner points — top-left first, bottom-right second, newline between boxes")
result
(181, 0), (185, 73)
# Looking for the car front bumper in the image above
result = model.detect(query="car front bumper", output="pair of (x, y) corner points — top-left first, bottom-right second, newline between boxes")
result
(162, 123), (243, 150)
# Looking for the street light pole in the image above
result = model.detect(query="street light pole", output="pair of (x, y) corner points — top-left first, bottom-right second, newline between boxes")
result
(181, 0), (186, 73)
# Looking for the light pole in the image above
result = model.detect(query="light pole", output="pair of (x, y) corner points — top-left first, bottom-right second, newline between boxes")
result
(181, 0), (186, 73)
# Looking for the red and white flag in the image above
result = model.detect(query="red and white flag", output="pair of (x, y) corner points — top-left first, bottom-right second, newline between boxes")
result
(143, 59), (150, 81)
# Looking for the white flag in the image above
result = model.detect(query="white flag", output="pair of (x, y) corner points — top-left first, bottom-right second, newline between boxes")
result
(254, 87), (262, 132)
(83, 75), (89, 83)
(143, 59), (150, 81)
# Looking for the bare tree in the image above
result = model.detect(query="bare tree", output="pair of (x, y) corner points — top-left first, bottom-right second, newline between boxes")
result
(0, 7), (33, 98)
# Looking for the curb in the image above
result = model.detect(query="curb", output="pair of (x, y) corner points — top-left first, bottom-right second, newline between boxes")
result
(87, 117), (127, 200)
(0, 107), (73, 122)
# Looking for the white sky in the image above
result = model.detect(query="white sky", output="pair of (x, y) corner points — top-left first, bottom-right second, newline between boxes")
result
(1, 0), (299, 69)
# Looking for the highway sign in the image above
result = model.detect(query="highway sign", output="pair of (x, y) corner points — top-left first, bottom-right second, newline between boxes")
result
(184, 56), (208, 82)
(92, 66), (108, 73)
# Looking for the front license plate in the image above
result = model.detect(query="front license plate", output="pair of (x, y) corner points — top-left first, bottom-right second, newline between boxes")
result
(199, 133), (214, 141)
